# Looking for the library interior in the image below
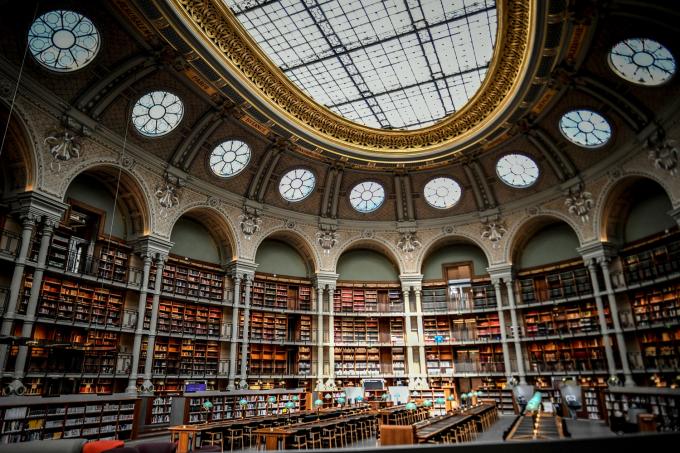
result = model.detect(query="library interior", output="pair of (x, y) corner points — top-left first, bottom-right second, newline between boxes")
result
(0, 0), (679, 452)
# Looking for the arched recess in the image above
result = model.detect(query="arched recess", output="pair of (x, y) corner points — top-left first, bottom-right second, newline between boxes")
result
(0, 101), (36, 195)
(508, 216), (582, 269)
(599, 176), (676, 245)
(253, 230), (318, 277)
(63, 165), (150, 239)
(419, 236), (491, 280)
(169, 207), (236, 265)
(335, 240), (402, 281)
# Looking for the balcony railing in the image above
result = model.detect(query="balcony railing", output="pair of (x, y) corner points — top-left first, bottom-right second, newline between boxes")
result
(525, 358), (608, 373)
(45, 246), (143, 287)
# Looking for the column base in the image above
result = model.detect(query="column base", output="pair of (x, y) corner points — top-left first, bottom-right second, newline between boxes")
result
(624, 375), (636, 387)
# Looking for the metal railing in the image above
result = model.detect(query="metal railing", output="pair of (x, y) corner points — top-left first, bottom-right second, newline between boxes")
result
(45, 245), (143, 287)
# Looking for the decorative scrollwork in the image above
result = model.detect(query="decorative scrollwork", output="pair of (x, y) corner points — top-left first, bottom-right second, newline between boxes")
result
(316, 228), (338, 254)
(155, 174), (181, 218)
(565, 184), (594, 223)
(397, 232), (422, 254)
(441, 225), (454, 234)
(239, 209), (261, 239)
(481, 219), (507, 248)
(44, 130), (81, 171)
(647, 131), (679, 176)
(361, 229), (374, 239)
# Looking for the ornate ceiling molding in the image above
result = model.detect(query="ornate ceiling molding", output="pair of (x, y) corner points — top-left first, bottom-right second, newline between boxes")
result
(162, 0), (538, 162)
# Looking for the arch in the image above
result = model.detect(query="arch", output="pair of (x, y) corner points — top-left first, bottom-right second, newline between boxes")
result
(506, 214), (583, 267)
(333, 237), (404, 277)
(168, 206), (237, 264)
(62, 165), (151, 238)
(0, 100), (37, 194)
(598, 175), (676, 245)
(416, 234), (492, 277)
(252, 229), (319, 275)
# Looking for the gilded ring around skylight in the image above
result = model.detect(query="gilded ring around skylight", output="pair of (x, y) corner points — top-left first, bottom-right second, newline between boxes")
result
(171, 0), (534, 159)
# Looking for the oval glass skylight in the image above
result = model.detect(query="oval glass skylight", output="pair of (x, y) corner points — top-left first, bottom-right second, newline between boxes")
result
(559, 110), (612, 148)
(131, 91), (184, 137)
(609, 38), (675, 86)
(496, 154), (539, 188)
(424, 177), (462, 209)
(279, 168), (316, 202)
(350, 181), (385, 213)
(209, 140), (251, 177)
(28, 10), (100, 72)
(225, 0), (498, 130)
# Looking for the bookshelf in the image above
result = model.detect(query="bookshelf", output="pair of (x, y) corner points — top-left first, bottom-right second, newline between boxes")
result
(409, 388), (447, 416)
(149, 257), (224, 301)
(141, 337), (220, 376)
(389, 318), (404, 344)
(246, 311), (288, 341)
(522, 301), (610, 337)
(145, 297), (223, 336)
(182, 389), (308, 423)
(426, 346), (453, 376)
(392, 347), (406, 376)
(516, 264), (592, 305)
(0, 394), (138, 444)
(479, 386), (514, 414)
(27, 275), (124, 326)
(422, 281), (496, 312)
(149, 396), (173, 425)
(97, 246), (129, 282)
(526, 338), (607, 374)
(251, 275), (312, 311)
(333, 318), (380, 343)
(620, 233), (680, 285)
(624, 283), (680, 328)
(333, 284), (402, 313)
(246, 344), (289, 375)
(605, 387), (680, 431)
(334, 347), (380, 376)
(297, 346), (312, 376)
(635, 327), (680, 371)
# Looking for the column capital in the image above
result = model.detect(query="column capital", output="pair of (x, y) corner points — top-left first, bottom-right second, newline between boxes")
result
(487, 263), (513, 282)
(10, 191), (68, 225)
(577, 241), (619, 264)
(314, 272), (338, 290)
(130, 235), (174, 260)
(226, 259), (258, 280)
(399, 273), (423, 291)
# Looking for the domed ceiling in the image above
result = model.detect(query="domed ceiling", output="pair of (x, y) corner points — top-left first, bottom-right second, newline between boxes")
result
(224, 0), (498, 131)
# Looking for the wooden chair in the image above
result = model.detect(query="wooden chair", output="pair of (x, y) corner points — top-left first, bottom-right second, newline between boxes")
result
(345, 421), (360, 444)
(291, 433), (308, 450)
(307, 428), (322, 449)
(226, 427), (245, 451)
(203, 431), (224, 451)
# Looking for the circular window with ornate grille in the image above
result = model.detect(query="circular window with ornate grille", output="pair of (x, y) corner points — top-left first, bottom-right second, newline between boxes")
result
(349, 181), (385, 213)
(209, 140), (251, 177)
(609, 38), (675, 86)
(423, 177), (462, 209)
(279, 169), (316, 202)
(131, 91), (184, 137)
(559, 110), (612, 148)
(496, 154), (539, 188)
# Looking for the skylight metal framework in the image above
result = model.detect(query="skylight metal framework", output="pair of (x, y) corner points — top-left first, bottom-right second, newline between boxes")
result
(225, 0), (497, 130)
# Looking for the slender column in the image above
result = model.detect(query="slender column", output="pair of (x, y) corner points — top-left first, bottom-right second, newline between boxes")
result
(0, 216), (35, 377)
(227, 276), (241, 390)
(505, 279), (526, 384)
(316, 286), (324, 384)
(414, 289), (426, 377)
(328, 285), (335, 383)
(239, 276), (252, 383)
(402, 289), (415, 378)
(13, 220), (55, 382)
(599, 258), (635, 386)
(586, 261), (617, 377)
(126, 255), (153, 394)
(141, 255), (166, 394)
(493, 280), (512, 382)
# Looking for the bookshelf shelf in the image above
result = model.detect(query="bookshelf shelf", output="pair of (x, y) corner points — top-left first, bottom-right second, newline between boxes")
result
(145, 297), (223, 336)
(183, 389), (308, 423)
(141, 337), (220, 376)
(516, 264), (592, 305)
(149, 257), (224, 301)
(251, 275), (312, 311)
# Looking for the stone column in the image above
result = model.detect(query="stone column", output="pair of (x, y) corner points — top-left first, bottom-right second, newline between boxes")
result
(316, 286), (324, 385)
(141, 254), (166, 394)
(599, 258), (635, 386)
(413, 289), (426, 377)
(0, 215), (35, 377)
(586, 260), (617, 377)
(126, 255), (153, 394)
(239, 275), (252, 383)
(493, 279), (512, 382)
(328, 285), (336, 384)
(505, 279), (526, 384)
(402, 289), (415, 379)
(12, 219), (55, 383)
(227, 275), (241, 390)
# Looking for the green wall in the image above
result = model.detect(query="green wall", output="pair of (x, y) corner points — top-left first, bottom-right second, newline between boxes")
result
(255, 239), (308, 277)
(422, 244), (489, 279)
(624, 190), (675, 243)
(337, 249), (399, 281)
(519, 223), (580, 269)
(65, 174), (126, 239)
(170, 217), (221, 264)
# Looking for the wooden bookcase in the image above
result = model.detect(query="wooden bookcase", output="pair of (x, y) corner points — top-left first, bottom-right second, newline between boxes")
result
(0, 394), (138, 443)
(605, 386), (680, 431)
(515, 263), (592, 305)
(333, 318), (380, 343)
(97, 245), (129, 282)
(333, 283), (402, 313)
(140, 337), (220, 376)
(634, 327), (680, 371)
(334, 347), (380, 376)
(624, 283), (680, 328)
(526, 338), (607, 373)
(522, 301), (610, 337)
(251, 274), (312, 311)
(26, 275), (125, 326)
(409, 388), (448, 416)
(245, 344), (289, 375)
(620, 232), (680, 285)
(246, 310), (288, 341)
(145, 297), (223, 336)
(148, 257), (224, 301)
(425, 345), (454, 376)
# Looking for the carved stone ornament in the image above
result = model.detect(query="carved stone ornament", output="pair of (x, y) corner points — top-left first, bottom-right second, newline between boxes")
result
(441, 225), (454, 234)
(207, 196), (219, 208)
(284, 219), (296, 229)
(155, 174), (180, 218)
(0, 76), (12, 99)
(44, 130), (81, 171)
(565, 184), (594, 223)
(239, 209), (261, 239)
(120, 155), (134, 169)
(316, 228), (338, 254)
(481, 219), (507, 248)
(647, 133), (679, 176)
(361, 229), (374, 239)
(397, 232), (421, 254)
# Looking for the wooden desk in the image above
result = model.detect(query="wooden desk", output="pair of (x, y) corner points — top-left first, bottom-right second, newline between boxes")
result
(416, 414), (473, 443)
